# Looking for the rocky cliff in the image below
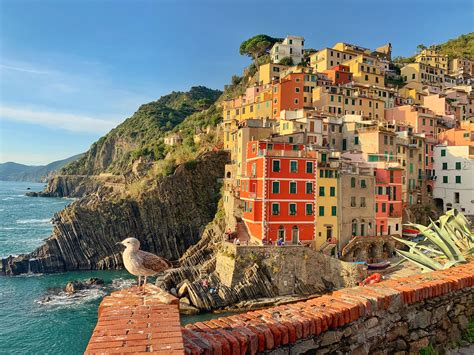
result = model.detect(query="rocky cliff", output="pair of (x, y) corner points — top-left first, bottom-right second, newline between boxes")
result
(1, 151), (228, 275)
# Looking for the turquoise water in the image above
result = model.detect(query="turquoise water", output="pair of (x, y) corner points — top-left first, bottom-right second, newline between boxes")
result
(0, 181), (134, 354)
(0, 181), (224, 353)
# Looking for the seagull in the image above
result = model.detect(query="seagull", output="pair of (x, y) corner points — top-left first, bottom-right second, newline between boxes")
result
(117, 237), (172, 292)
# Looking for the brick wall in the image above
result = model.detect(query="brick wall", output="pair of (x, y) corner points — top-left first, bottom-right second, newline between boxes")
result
(183, 263), (473, 354)
(86, 263), (473, 354)
(85, 285), (184, 354)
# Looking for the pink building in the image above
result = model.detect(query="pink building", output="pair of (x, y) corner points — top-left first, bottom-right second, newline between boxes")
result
(385, 105), (437, 136)
(375, 168), (403, 236)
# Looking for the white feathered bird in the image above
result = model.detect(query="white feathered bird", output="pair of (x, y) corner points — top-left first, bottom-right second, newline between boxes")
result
(117, 237), (172, 291)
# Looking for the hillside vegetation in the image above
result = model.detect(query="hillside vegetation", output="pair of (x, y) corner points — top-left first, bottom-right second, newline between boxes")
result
(434, 32), (474, 59)
(393, 32), (474, 64)
(61, 86), (222, 177)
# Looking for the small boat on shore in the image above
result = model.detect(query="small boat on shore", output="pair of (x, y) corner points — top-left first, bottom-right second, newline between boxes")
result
(402, 227), (420, 238)
(367, 260), (391, 270)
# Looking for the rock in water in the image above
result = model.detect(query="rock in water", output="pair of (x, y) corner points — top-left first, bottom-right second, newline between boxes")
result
(65, 278), (105, 294)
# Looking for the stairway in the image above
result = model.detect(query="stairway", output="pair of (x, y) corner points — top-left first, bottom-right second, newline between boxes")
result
(236, 220), (250, 243)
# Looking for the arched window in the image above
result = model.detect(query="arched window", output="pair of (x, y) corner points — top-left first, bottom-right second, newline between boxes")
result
(352, 219), (358, 236)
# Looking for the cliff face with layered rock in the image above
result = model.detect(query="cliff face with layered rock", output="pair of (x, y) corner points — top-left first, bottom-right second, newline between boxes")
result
(158, 225), (366, 312)
(1, 151), (228, 275)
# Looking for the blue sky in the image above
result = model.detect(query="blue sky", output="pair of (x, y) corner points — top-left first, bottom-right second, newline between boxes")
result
(1, 0), (472, 165)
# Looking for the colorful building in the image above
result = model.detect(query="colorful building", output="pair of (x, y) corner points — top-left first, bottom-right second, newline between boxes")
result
(270, 35), (305, 65)
(315, 150), (340, 250)
(240, 140), (318, 245)
(415, 49), (448, 70)
(323, 65), (353, 85)
(374, 167), (403, 236)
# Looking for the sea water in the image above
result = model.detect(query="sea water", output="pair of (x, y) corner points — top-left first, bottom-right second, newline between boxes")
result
(0, 181), (225, 353)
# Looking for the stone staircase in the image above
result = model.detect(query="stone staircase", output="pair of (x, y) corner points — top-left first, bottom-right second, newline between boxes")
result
(236, 218), (250, 243)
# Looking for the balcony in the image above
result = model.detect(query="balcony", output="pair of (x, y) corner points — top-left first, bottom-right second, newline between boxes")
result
(261, 149), (317, 158)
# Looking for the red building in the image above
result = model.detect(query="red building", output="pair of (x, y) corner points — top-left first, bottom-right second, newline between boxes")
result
(323, 65), (352, 85)
(240, 140), (318, 244)
(375, 167), (403, 236)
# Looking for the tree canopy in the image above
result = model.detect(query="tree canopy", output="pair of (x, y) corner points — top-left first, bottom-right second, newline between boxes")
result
(239, 34), (282, 59)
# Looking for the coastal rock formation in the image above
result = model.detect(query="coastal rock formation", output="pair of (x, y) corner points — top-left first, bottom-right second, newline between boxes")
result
(158, 225), (366, 312)
(26, 175), (125, 198)
(1, 151), (228, 275)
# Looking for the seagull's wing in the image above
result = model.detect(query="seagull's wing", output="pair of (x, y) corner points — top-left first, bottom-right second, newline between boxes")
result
(139, 250), (173, 273)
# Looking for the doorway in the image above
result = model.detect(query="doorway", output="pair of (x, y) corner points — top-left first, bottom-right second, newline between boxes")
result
(291, 226), (299, 245)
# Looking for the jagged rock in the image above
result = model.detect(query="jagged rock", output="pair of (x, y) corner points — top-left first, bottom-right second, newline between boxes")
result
(179, 301), (199, 315)
(1, 151), (228, 275)
(65, 278), (104, 294)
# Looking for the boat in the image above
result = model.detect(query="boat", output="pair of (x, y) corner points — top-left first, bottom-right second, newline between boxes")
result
(402, 227), (420, 238)
(367, 260), (391, 270)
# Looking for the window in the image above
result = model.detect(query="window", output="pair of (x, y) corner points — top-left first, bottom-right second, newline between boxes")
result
(375, 203), (378, 213)
(272, 203), (280, 215)
(456, 162), (461, 170)
(272, 181), (280, 193)
(290, 160), (298, 173)
(454, 192), (460, 204)
(442, 162), (448, 170)
(289, 181), (297, 194)
(441, 149), (446, 157)
(306, 204), (313, 216)
(351, 196), (356, 207)
(306, 161), (313, 173)
(272, 160), (280, 172)
(321, 153), (327, 162)
(320, 170), (324, 178)
(361, 179), (367, 188)
(331, 206), (337, 216)
(319, 186), (325, 196)
(381, 203), (386, 212)
(455, 176), (461, 184)
(360, 197), (366, 207)
(319, 206), (325, 216)
(292, 144), (298, 151)
(306, 182), (313, 194)
(330, 186), (335, 196)
(351, 177), (356, 188)
(295, 87), (300, 93)
(354, 136), (359, 145)
(289, 203), (297, 215)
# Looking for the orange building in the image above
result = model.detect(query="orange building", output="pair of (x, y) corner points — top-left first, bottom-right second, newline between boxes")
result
(323, 65), (352, 85)
(438, 121), (473, 146)
(272, 73), (305, 118)
(240, 140), (317, 244)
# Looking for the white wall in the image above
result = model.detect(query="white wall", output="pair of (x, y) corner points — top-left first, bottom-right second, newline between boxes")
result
(433, 145), (474, 216)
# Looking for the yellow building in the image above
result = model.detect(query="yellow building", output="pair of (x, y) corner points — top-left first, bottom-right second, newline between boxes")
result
(344, 55), (384, 86)
(312, 85), (385, 119)
(397, 84), (426, 105)
(401, 63), (445, 87)
(315, 150), (340, 251)
(309, 47), (356, 72)
(415, 49), (448, 70)
(258, 63), (289, 85)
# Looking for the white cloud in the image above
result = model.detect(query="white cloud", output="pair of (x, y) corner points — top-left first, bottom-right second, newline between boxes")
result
(0, 105), (120, 134)
(0, 63), (51, 75)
